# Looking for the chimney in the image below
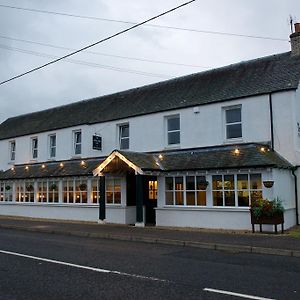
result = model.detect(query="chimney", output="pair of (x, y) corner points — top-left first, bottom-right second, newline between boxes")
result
(290, 23), (300, 56)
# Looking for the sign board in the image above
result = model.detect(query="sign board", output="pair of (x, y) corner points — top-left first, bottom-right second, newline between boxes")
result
(93, 135), (102, 150)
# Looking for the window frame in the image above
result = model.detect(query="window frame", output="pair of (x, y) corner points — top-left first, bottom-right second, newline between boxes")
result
(106, 178), (121, 205)
(9, 140), (16, 162)
(166, 114), (180, 146)
(118, 123), (129, 150)
(31, 137), (38, 160)
(49, 134), (56, 159)
(224, 106), (242, 141)
(73, 130), (82, 156)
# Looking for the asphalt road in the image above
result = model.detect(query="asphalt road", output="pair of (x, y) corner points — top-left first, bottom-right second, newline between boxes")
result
(0, 228), (299, 300)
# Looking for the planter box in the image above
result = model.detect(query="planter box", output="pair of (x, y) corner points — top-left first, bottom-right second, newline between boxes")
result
(250, 210), (284, 234)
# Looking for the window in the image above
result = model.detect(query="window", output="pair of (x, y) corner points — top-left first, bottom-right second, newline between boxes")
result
(63, 179), (74, 203)
(75, 179), (87, 204)
(212, 174), (262, 207)
(106, 178), (121, 204)
(225, 107), (242, 139)
(165, 175), (207, 206)
(91, 179), (100, 204)
(0, 182), (13, 202)
(48, 180), (59, 203)
(119, 124), (129, 150)
(31, 137), (38, 159)
(37, 181), (47, 203)
(166, 115), (180, 145)
(49, 134), (56, 158)
(73, 130), (82, 155)
(10, 141), (16, 161)
(63, 178), (87, 204)
(148, 180), (158, 200)
(15, 181), (34, 203)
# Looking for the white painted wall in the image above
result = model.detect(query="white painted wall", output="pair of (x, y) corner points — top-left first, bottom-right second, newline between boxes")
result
(0, 94), (275, 170)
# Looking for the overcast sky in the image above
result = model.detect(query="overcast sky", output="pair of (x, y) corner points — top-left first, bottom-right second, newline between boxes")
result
(0, 0), (299, 123)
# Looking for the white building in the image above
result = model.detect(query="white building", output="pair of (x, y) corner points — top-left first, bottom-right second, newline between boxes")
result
(0, 24), (300, 230)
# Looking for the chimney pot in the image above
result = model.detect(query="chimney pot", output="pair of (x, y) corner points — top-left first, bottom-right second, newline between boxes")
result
(290, 23), (300, 56)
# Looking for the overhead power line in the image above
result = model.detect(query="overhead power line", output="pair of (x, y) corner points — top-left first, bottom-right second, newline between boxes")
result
(0, 44), (170, 79)
(0, 3), (288, 42)
(0, 0), (197, 86)
(0, 34), (210, 69)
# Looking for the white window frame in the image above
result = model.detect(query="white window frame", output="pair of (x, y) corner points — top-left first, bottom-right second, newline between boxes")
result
(165, 175), (207, 207)
(224, 106), (242, 141)
(9, 140), (16, 161)
(49, 134), (56, 159)
(118, 123), (129, 150)
(73, 130), (82, 155)
(106, 178), (121, 205)
(31, 137), (38, 160)
(166, 114), (180, 146)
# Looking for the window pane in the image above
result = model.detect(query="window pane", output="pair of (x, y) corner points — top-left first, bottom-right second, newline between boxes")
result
(186, 192), (195, 205)
(250, 174), (262, 190)
(250, 191), (262, 204)
(238, 191), (249, 207)
(167, 117), (180, 131)
(226, 124), (242, 139)
(165, 192), (173, 205)
(237, 174), (248, 190)
(226, 108), (241, 123)
(197, 191), (206, 206)
(50, 147), (56, 158)
(106, 192), (113, 203)
(213, 191), (223, 206)
(175, 177), (183, 190)
(186, 176), (195, 190)
(196, 176), (207, 190)
(212, 175), (222, 190)
(120, 125), (129, 138)
(165, 177), (173, 190)
(120, 138), (129, 150)
(175, 191), (184, 205)
(75, 132), (81, 143)
(224, 175), (234, 190)
(225, 191), (235, 206)
(168, 132), (180, 145)
(114, 192), (121, 204)
(75, 144), (81, 155)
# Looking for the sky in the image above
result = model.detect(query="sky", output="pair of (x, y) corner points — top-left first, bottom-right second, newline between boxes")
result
(0, 0), (299, 123)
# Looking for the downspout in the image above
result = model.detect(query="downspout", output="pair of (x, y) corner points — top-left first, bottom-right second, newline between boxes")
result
(292, 167), (299, 225)
(269, 93), (274, 151)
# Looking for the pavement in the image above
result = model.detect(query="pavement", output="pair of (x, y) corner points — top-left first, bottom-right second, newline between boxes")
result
(0, 216), (300, 258)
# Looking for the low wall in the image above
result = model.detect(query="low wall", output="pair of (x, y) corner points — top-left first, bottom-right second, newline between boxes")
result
(0, 203), (136, 224)
(156, 207), (297, 230)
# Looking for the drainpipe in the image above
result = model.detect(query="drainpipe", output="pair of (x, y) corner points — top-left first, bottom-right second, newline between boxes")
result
(269, 93), (274, 151)
(292, 167), (299, 225)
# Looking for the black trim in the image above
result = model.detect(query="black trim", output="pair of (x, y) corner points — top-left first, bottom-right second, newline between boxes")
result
(292, 168), (299, 225)
(269, 93), (275, 151)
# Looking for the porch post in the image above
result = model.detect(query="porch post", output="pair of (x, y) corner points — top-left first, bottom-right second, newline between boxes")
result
(98, 176), (106, 223)
(135, 174), (144, 227)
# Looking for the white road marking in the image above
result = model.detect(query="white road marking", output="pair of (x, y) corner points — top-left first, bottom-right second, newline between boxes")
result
(0, 249), (167, 282)
(203, 288), (276, 300)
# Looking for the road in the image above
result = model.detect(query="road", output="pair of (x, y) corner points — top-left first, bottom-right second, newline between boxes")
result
(0, 228), (299, 300)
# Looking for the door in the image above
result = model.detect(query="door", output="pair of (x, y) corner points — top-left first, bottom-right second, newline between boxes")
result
(145, 178), (157, 225)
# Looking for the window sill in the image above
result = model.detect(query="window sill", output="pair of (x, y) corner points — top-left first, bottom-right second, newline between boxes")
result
(159, 206), (250, 212)
(71, 155), (82, 159)
(164, 144), (181, 150)
(223, 138), (243, 144)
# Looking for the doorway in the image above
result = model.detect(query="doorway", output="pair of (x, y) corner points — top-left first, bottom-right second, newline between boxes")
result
(145, 177), (157, 225)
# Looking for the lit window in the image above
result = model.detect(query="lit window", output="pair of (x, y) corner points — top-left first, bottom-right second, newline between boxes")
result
(10, 141), (16, 161)
(48, 180), (59, 203)
(15, 181), (34, 203)
(49, 134), (56, 158)
(212, 174), (262, 207)
(31, 137), (38, 159)
(63, 179), (74, 203)
(148, 181), (158, 200)
(91, 179), (100, 204)
(225, 107), (242, 139)
(73, 131), (82, 155)
(166, 115), (180, 145)
(0, 182), (13, 202)
(106, 178), (121, 204)
(119, 124), (129, 150)
(165, 175), (207, 206)
(75, 179), (87, 204)
(37, 181), (47, 203)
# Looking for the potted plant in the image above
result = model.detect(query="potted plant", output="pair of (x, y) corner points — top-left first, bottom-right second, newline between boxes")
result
(250, 198), (284, 233)
(5, 185), (11, 191)
(26, 184), (34, 192)
(79, 183), (87, 191)
(198, 180), (209, 190)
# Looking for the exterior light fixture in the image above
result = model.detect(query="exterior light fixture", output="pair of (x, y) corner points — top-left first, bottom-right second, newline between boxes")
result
(11, 166), (15, 171)
(81, 160), (85, 166)
(60, 163), (64, 167)
(260, 147), (266, 153)
(41, 164), (46, 169)
(234, 148), (240, 155)
(25, 166), (29, 170)
(158, 154), (163, 160)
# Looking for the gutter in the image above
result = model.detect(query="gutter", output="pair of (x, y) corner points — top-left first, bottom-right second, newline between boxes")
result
(292, 167), (299, 225)
(269, 93), (274, 151)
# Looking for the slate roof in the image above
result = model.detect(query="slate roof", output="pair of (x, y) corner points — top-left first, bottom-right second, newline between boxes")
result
(0, 51), (300, 140)
(0, 158), (104, 180)
(0, 144), (291, 180)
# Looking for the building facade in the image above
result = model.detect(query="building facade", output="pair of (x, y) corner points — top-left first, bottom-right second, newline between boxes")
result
(0, 25), (300, 230)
